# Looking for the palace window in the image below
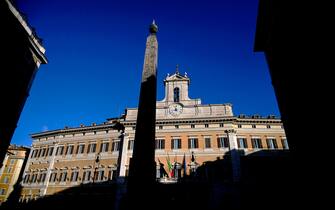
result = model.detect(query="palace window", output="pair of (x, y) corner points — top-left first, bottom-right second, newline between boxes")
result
(96, 170), (104, 182)
(100, 142), (110, 152)
(6, 167), (12, 173)
(205, 138), (211, 148)
(191, 124), (195, 128)
(56, 146), (64, 156)
(23, 174), (30, 183)
(217, 137), (229, 148)
(30, 150), (35, 158)
(59, 171), (67, 182)
(159, 125), (163, 129)
(252, 138), (263, 149)
(127, 140), (134, 150)
(205, 124), (209, 128)
(77, 144), (85, 154)
(66, 145), (74, 155)
(34, 149), (40, 158)
(37, 149), (42, 157)
(49, 172), (57, 182)
(83, 170), (91, 182)
(0, 188), (5, 195)
(252, 124), (256, 128)
(48, 147), (54, 156)
(41, 148), (46, 157)
(171, 139), (181, 149)
(188, 138), (199, 149)
(156, 139), (165, 149)
(10, 159), (15, 165)
(112, 141), (120, 152)
(238, 124), (242, 128)
(40, 173), (46, 183)
(3, 176), (9, 183)
(238, 138), (248, 149)
(220, 123), (224, 127)
(70, 171), (79, 182)
(174, 87), (180, 102)
(267, 125), (271, 129)
(267, 138), (278, 149)
(281, 139), (289, 149)
(108, 169), (118, 180)
(87, 143), (97, 153)
(175, 125), (179, 129)
(32, 174), (38, 183)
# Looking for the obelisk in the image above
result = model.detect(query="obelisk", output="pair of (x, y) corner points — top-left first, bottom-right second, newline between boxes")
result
(127, 20), (158, 198)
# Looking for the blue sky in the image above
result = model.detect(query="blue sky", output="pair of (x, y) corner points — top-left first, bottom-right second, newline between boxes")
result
(12, 0), (279, 146)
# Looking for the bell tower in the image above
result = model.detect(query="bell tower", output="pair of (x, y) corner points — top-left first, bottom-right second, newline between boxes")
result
(161, 65), (201, 106)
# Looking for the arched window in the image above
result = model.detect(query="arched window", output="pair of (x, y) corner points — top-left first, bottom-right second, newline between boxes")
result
(174, 87), (180, 102)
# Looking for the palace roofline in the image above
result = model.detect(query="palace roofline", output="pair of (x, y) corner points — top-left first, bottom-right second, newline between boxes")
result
(30, 122), (123, 138)
(122, 115), (281, 125)
(7, 144), (30, 151)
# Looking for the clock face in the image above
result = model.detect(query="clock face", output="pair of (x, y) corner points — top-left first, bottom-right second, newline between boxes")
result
(169, 103), (183, 116)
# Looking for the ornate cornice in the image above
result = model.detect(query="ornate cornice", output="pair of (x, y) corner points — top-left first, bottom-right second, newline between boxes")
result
(122, 116), (282, 126)
(31, 122), (124, 139)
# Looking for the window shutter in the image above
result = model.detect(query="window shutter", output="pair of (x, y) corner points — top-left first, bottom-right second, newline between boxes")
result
(273, 139), (278, 148)
(171, 140), (174, 149)
(259, 139), (263, 148)
(188, 139), (191, 148)
(224, 138), (229, 148)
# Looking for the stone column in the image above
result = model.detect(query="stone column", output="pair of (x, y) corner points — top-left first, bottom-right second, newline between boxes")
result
(225, 129), (241, 182)
(117, 132), (129, 182)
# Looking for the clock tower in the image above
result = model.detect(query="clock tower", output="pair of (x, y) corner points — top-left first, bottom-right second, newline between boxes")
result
(159, 65), (201, 107)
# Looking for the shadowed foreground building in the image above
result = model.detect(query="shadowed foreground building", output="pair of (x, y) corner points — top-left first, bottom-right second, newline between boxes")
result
(17, 23), (288, 205)
(0, 145), (29, 205)
(0, 0), (47, 170)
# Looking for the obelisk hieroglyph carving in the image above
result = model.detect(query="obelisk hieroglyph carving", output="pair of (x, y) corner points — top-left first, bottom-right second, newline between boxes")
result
(127, 20), (158, 192)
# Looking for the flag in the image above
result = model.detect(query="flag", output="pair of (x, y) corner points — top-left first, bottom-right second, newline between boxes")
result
(191, 151), (195, 162)
(167, 154), (173, 178)
(182, 153), (187, 177)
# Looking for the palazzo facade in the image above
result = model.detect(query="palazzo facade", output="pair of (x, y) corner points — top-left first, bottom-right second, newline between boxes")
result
(18, 23), (287, 202)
